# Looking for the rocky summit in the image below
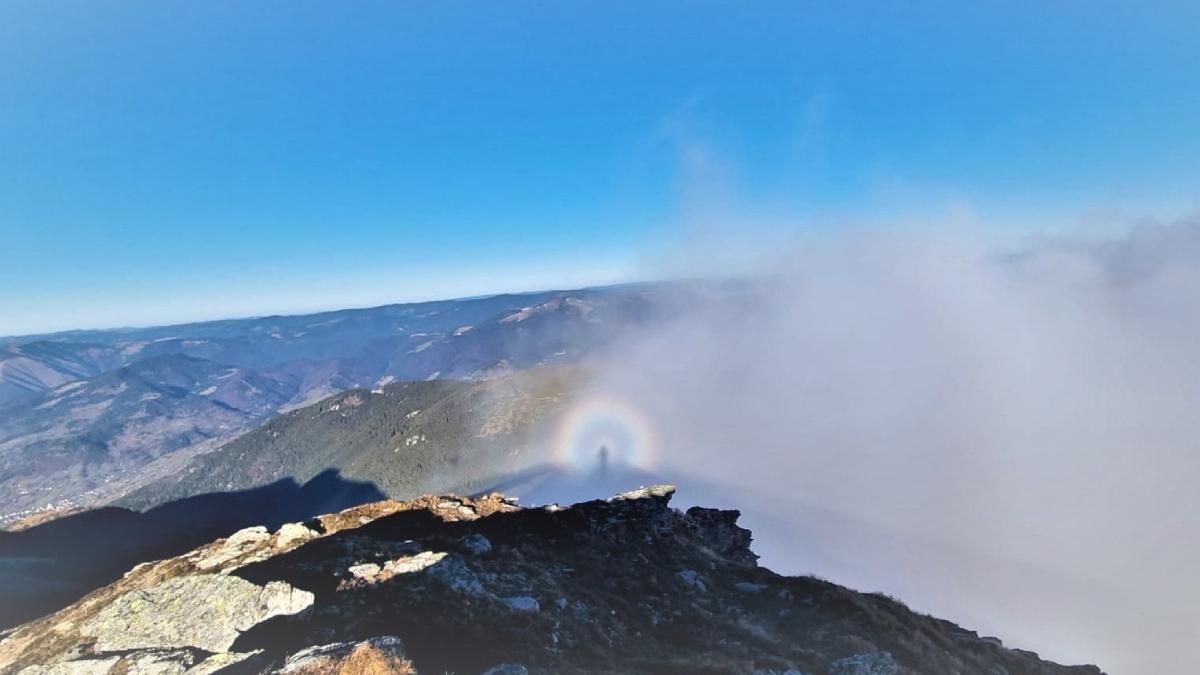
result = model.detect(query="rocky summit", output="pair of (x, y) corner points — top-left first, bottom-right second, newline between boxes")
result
(0, 487), (1104, 675)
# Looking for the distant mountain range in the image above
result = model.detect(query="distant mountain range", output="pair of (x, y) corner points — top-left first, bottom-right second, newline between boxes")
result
(0, 283), (684, 521)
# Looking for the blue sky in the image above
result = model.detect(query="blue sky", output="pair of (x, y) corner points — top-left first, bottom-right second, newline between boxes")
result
(2, 1), (1198, 335)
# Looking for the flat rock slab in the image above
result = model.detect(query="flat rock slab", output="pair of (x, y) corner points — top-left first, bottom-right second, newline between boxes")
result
(80, 575), (313, 653)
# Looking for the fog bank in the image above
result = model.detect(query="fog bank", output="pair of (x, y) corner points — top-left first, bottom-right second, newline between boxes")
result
(586, 220), (1200, 674)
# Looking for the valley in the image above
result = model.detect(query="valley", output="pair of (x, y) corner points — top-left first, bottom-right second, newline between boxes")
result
(0, 285), (675, 523)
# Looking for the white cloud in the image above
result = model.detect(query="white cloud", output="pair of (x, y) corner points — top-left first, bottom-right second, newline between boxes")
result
(576, 216), (1200, 674)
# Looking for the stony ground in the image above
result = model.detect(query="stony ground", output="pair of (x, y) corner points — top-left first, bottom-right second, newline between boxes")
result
(0, 487), (1105, 675)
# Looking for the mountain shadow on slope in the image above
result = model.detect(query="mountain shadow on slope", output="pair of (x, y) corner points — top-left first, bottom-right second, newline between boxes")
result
(0, 469), (384, 630)
(119, 368), (581, 512)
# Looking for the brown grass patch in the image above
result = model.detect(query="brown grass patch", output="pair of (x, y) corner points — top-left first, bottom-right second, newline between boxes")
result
(286, 643), (417, 675)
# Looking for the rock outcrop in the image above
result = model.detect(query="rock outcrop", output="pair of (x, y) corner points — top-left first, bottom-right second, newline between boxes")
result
(0, 487), (1105, 675)
(274, 636), (414, 674)
(80, 575), (313, 653)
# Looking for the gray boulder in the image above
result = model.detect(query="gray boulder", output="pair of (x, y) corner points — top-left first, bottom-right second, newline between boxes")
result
(275, 636), (407, 673)
(80, 575), (314, 653)
(735, 581), (768, 594)
(502, 596), (540, 613)
(829, 652), (900, 675)
(18, 657), (120, 675)
(275, 522), (317, 549)
(677, 569), (706, 591)
(459, 533), (493, 555)
(480, 665), (529, 675)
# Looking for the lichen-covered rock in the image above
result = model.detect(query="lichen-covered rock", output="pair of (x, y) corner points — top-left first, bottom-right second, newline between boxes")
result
(13, 631), (262, 674)
(347, 563), (382, 580)
(458, 533), (492, 555)
(0, 496), (453, 673)
(185, 651), (262, 675)
(829, 652), (900, 675)
(480, 665), (528, 675)
(735, 581), (768, 594)
(677, 569), (706, 591)
(609, 485), (675, 502)
(108, 649), (194, 675)
(17, 657), (119, 675)
(501, 596), (539, 613)
(385, 551), (447, 576)
(274, 636), (411, 674)
(425, 554), (485, 595)
(190, 526), (272, 572)
(80, 575), (313, 652)
(347, 552), (448, 584)
(684, 505), (758, 566)
(276, 523), (317, 549)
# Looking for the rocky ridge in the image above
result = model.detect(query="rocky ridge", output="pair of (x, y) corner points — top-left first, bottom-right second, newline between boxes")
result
(0, 487), (1105, 675)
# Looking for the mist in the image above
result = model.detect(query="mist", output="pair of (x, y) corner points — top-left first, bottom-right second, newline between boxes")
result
(573, 219), (1200, 674)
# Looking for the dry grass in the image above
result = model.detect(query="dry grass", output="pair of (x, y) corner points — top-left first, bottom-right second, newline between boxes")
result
(3, 506), (81, 531)
(286, 643), (417, 675)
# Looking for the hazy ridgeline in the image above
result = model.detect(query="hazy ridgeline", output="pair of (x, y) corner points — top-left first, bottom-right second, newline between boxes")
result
(581, 219), (1200, 675)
